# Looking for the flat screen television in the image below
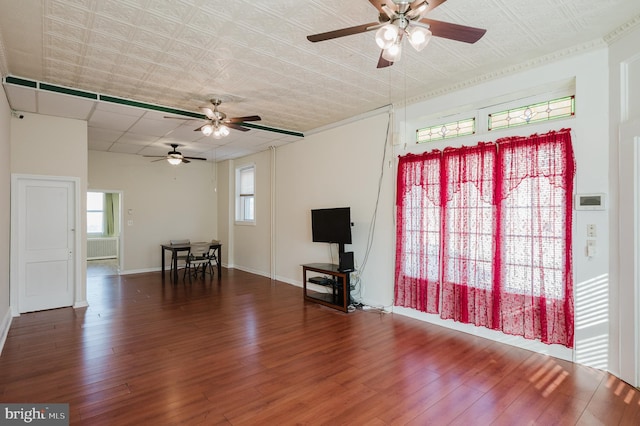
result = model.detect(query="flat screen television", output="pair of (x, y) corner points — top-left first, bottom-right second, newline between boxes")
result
(311, 207), (352, 247)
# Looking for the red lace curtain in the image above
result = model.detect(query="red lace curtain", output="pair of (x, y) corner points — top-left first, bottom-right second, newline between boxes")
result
(394, 129), (575, 347)
(495, 130), (575, 346)
(440, 143), (498, 328)
(395, 151), (441, 314)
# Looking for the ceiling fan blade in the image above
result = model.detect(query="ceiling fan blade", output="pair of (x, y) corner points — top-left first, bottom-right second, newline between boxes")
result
(376, 51), (393, 69)
(420, 18), (486, 44)
(150, 158), (166, 162)
(368, 0), (394, 13)
(225, 115), (261, 123)
(368, 0), (397, 20)
(226, 123), (250, 132)
(199, 107), (215, 119)
(184, 156), (207, 161)
(307, 22), (379, 42)
(412, 0), (446, 14)
(181, 158), (191, 164)
(163, 116), (198, 121)
(144, 155), (167, 158)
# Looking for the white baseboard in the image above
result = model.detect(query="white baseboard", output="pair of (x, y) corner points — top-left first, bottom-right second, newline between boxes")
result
(393, 306), (573, 362)
(0, 307), (13, 356)
(119, 267), (161, 275)
(232, 264), (272, 279)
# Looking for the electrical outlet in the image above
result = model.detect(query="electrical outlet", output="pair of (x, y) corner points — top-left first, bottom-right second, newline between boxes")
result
(587, 224), (597, 237)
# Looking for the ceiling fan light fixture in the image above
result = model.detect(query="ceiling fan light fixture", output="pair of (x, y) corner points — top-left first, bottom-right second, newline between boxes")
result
(167, 157), (182, 165)
(407, 26), (432, 51)
(375, 24), (399, 49)
(201, 124), (214, 136)
(382, 41), (402, 62)
(212, 124), (230, 139)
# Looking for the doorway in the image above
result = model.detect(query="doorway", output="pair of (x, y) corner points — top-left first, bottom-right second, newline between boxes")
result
(87, 190), (123, 277)
(10, 174), (83, 315)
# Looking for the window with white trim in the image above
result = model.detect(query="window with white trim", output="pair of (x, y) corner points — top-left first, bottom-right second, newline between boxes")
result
(236, 165), (255, 223)
(87, 191), (105, 235)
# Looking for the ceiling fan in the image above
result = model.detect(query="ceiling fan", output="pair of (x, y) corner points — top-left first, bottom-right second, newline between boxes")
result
(145, 144), (206, 165)
(306, 0), (486, 68)
(193, 98), (261, 139)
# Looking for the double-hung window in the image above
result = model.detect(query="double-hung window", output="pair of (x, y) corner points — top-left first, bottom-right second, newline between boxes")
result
(236, 165), (255, 223)
(87, 191), (105, 235)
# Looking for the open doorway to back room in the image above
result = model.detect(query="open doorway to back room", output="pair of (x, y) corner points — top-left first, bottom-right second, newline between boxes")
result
(87, 190), (122, 277)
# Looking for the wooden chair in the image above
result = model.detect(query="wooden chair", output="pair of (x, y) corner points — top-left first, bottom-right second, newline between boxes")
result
(183, 242), (214, 280)
(170, 239), (190, 275)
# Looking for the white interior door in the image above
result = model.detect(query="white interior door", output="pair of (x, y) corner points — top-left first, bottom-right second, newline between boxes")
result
(16, 177), (75, 313)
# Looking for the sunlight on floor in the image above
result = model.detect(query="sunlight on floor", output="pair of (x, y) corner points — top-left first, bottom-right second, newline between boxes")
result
(87, 259), (119, 277)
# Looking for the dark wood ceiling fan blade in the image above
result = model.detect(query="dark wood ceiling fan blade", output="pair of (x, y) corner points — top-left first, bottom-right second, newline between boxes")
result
(226, 115), (261, 123)
(412, 0), (447, 14)
(369, 0), (397, 17)
(307, 22), (379, 42)
(181, 158), (191, 164)
(184, 156), (207, 161)
(376, 51), (393, 69)
(420, 18), (486, 44)
(227, 123), (250, 132)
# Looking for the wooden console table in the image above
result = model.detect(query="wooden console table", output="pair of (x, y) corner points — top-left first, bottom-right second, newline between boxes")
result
(302, 263), (350, 313)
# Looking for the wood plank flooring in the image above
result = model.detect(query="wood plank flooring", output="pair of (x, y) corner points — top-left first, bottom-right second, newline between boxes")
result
(0, 268), (639, 425)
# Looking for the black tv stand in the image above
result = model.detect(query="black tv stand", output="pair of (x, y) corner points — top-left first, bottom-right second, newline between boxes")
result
(302, 263), (350, 313)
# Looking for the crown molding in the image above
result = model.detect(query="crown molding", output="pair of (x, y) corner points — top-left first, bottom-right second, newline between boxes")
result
(603, 14), (640, 44)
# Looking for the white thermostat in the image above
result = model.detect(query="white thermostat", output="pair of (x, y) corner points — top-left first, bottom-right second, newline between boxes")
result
(575, 193), (606, 210)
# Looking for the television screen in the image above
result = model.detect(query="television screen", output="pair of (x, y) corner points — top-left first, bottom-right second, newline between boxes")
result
(311, 207), (352, 245)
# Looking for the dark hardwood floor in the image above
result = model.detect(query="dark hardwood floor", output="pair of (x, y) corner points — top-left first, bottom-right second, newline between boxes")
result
(0, 268), (638, 425)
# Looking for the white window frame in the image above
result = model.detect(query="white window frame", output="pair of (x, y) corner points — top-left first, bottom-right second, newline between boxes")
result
(235, 164), (256, 225)
(87, 191), (105, 236)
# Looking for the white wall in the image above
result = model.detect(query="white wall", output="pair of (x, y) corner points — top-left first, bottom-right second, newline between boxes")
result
(0, 89), (12, 352)
(225, 150), (273, 276)
(10, 112), (89, 309)
(88, 150), (217, 273)
(275, 112), (395, 307)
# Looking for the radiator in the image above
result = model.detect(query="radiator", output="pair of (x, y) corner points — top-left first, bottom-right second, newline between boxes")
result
(88, 237), (118, 260)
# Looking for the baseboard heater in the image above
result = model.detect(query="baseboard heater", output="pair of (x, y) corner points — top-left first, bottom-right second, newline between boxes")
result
(88, 237), (118, 260)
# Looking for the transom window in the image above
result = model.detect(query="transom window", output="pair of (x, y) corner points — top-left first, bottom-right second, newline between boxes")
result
(417, 118), (475, 143)
(488, 96), (575, 131)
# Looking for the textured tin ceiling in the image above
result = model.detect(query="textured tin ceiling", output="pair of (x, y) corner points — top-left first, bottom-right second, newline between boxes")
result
(0, 0), (639, 161)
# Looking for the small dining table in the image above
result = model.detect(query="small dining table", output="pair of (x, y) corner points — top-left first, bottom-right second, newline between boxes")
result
(161, 241), (222, 281)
